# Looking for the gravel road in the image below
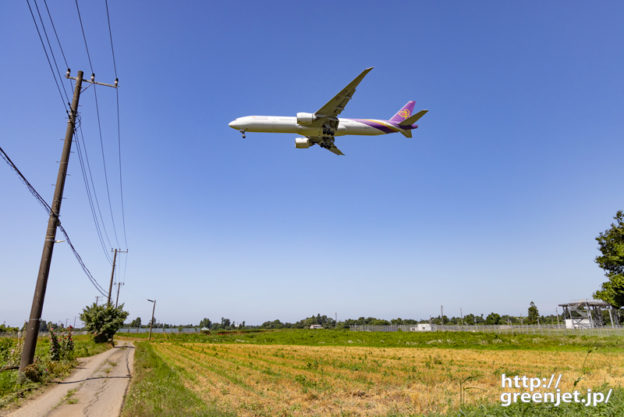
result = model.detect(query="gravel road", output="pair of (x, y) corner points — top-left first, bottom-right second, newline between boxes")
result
(4, 341), (134, 417)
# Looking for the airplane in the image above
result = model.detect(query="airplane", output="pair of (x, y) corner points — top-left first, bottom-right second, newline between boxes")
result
(228, 67), (427, 155)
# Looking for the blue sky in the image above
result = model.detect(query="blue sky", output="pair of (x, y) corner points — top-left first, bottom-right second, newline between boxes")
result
(1, 1), (623, 326)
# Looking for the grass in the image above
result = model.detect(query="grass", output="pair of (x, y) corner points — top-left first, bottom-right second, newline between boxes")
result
(121, 341), (234, 417)
(0, 334), (110, 408)
(118, 330), (624, 416)
(120, 328), (624, 351)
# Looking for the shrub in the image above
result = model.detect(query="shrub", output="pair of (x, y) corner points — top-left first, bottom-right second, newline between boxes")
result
(23, 362), (44, 383)
(80, 303), (129, 344)
(49, 328), (61, 361)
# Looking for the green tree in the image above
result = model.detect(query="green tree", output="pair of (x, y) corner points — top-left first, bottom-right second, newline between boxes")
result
(130, 317), (142, 328)
(485, 312), (501, 325)
(528, 301), (539, 324)
(80, 303), (129, 343)
(594, 211), (624, 308)
(199, 318), (212, 329)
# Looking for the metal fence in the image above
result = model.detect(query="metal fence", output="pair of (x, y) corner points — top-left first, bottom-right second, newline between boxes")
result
(349, 324), (624, 336)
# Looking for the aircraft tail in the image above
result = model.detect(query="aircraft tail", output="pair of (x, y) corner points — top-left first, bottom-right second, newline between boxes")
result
(399, 110), (428, 127)
(389, 101), (416, 124)
(397, 109), (428, 138)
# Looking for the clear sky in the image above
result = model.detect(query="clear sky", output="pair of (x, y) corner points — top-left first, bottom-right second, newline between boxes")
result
(1, 1), (623, 327)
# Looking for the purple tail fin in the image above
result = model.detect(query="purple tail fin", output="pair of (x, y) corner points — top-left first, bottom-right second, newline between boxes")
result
(389, 101), (416, 124)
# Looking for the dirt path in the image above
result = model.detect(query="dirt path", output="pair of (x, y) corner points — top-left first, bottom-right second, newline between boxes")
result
(4, 341), (134, 417)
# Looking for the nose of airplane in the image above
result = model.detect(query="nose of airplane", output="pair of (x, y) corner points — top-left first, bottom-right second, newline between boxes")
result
(228, 119), (240, 129)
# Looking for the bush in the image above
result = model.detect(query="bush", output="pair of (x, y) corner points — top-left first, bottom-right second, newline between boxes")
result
(80, 303), (129, 344)
(23, 362), (44, 383)
(49, 328), (61, 361)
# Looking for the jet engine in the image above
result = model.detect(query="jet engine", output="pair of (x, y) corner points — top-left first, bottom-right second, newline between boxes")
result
(295, 137), (312, 149)
(296, 112), (316, 126)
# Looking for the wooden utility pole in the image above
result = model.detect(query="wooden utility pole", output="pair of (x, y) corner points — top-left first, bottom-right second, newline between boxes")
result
(20, 70), (118, 375)
(20, 71), (84, 374)
(107, 249), (118, 305)
(115, 282), (124, 308)
(107, 249), (127, 305)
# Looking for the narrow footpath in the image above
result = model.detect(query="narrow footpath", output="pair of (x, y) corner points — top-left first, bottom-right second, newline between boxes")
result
(5, 341), (134, 417)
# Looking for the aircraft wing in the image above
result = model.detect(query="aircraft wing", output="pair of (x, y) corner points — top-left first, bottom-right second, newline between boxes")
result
(315, 67), (373, 119)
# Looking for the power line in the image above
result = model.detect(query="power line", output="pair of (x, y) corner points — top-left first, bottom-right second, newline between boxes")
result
(25, 0), (68, 112)
(76, 122), (115, 256)
(104, 0), (118, 76)
(74, 127), (113, 263)
(74, 0), (94, 72)
(0, 145), (107, 296)
(32, 0), (71, 105)
(104, 0), (128, 249)
(42, 0), (69, 69)
(37, 0), (114, 264)
(42, 0), (74, 97)
(74, 0), (120, 247)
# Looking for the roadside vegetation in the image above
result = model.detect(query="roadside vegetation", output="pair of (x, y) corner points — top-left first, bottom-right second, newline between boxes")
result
(119, 330), (624, 416)
(0, 333), (110, 408)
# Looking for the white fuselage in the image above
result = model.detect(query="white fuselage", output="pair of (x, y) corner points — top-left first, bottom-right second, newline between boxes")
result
(228, 116), (392, 137)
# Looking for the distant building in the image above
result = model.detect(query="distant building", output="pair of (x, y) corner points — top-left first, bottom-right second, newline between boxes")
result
(410, 323), (432, 332)
(559, 299), (618, 329)
(310, 324), (323, 329)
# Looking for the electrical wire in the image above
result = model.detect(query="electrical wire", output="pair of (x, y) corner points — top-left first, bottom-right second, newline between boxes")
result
(104, 0), (128, 250)
(32, 0), (71, 105)
(38, 0), (115, 264)
(74, 0), (120, 247)
(25, 0), (68, 112)
(75, 125), (113, 263)
(42, 0), (73, 94)
(0, 145), (108, 296)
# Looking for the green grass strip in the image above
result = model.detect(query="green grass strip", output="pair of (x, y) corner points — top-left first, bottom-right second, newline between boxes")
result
(121, 342), (234, 417)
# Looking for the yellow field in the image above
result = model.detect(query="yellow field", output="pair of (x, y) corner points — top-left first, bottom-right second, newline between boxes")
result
(152, 342), (624, 416)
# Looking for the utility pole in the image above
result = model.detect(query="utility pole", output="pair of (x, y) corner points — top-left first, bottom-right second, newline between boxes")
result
(115, 282), (124, 308)
(107, 249), (127, 305)
(147, 299), (156, 341)
(95, 295), (100, 305)
(20, 70), (83, 374)
(19, 70), (118, 375)
(107, 249), (118, 305)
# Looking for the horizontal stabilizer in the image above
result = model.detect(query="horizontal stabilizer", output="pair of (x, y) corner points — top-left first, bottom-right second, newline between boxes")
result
(399, 110), (428, 127)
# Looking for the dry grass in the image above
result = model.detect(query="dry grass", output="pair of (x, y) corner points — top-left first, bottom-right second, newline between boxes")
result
(152, 342), (624, 416)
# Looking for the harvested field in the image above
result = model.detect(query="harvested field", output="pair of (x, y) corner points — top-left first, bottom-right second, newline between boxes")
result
(152, 342), (624, 416)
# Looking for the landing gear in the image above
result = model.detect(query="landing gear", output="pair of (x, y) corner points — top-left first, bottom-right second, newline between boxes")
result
(320, 136), (334, 149)
(240, 130), (246, 139)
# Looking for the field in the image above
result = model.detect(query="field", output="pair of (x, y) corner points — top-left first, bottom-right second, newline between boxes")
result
(121, 330), (624, 417)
